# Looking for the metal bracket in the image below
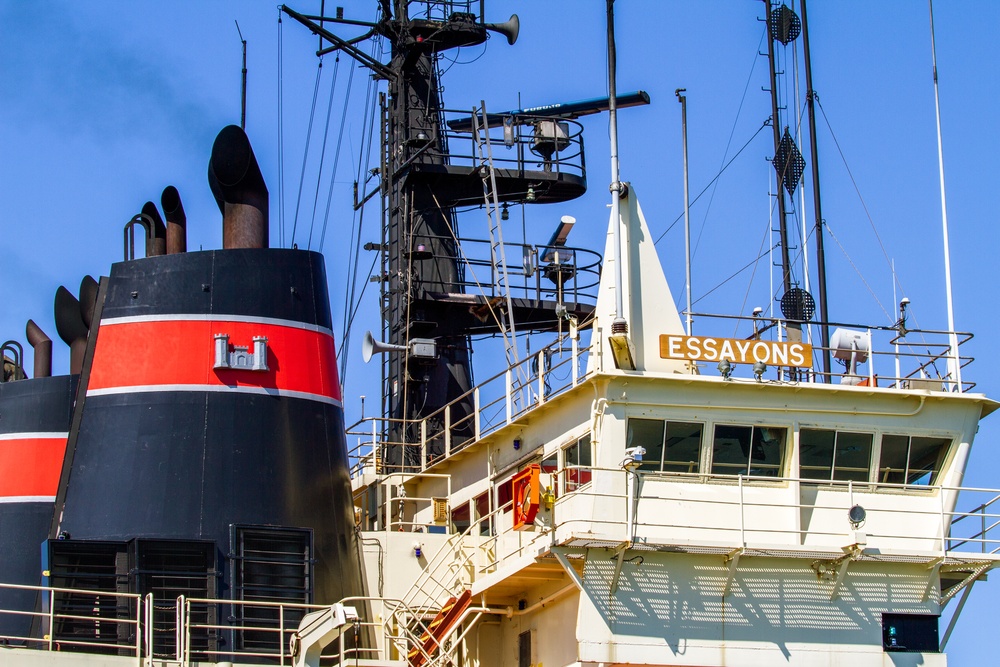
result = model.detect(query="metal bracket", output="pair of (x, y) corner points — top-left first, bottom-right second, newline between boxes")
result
(723, 548), (744, 597)
(922, 557), (944, 601)
(609, 541), (629, 597)
(811, 543), (864, 601)
(214, 334), (269, 372)
(940, 561), (992, 604)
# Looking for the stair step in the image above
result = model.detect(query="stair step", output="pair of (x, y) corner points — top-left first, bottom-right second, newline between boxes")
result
(407, 590), (473, 667)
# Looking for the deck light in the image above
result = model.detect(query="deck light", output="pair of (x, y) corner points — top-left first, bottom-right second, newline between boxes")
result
(718, 359), (732, 381)
(849, 504), (867, 529)
(753, 361), (767, 382)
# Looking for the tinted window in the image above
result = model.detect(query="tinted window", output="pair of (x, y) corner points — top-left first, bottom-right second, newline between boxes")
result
(663, 422), (702, 474)
(712, 425), (785, 477)
(879, 435), (950, 486)
(627, 418), (665, 471)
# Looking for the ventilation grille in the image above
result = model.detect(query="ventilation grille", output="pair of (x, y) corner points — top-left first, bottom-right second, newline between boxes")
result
(232, 526), (313, 653)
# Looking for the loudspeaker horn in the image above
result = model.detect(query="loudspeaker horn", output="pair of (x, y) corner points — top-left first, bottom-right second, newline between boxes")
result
(486, 14), (519, 46)
(362, 330), (409, 363)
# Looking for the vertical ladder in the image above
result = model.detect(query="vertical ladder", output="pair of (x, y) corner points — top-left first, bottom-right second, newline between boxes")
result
(471, 102), (520, 368)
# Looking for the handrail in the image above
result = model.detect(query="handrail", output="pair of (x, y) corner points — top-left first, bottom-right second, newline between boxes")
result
(346, 332), (592, 479)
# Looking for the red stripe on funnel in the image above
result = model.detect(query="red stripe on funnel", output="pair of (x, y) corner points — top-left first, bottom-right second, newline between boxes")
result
(0, 436), (67, 498)
(88, 319), (342, 401)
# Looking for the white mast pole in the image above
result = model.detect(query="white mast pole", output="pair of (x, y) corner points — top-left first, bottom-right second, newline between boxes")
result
(676, 89), (693, 336)
(607, 0), (626, 334)
(928, 0), (962, 392)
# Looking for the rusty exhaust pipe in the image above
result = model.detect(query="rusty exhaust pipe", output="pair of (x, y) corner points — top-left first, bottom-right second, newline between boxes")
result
(161, 185), (187, 254)
(141, 201), (167, 257)
(208, 125), (268, 249)
(26, 319), (52, 379)
(54, 286), (89, 375)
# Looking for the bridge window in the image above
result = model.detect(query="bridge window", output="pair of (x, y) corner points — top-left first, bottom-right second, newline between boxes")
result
(800, 429), (873, 482)
(710, 425), (786, 477)
(563, 434), (592, 491)
(625, 419), (703, 474)
(878, 435), (950, 486)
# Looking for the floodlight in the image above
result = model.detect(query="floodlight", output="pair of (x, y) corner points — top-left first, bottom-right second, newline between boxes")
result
(848, 504), (867, 529)
(718, 358), (732, 381)
(753, 361), (767, 382)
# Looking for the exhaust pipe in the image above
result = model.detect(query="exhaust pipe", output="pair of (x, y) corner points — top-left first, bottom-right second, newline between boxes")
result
(79, 275), (99, 330)
(26, 319), (52, 379)
(54, 286), (89, 375)
(141, 201), (167, 257)
(208, 125), (268, 249)
(161, 185), (187, 254)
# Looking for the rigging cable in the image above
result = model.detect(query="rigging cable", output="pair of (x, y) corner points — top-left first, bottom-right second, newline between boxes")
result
(340, 33), (386, 382)
(690, 26), (768, 259)
(306, 55), (343, 250)
(733, 192), (782, 337)
(694, 241), (781, 308)
(318, 59), (358, 252)
(654, 120), (769, 246)
(289, 58), (325, 248)
(823, 222), (893, 324)
(815, 97), (904, 301)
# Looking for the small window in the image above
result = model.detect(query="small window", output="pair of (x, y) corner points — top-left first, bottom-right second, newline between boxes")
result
(800, 429), (873, 482)
(626, 418), (665, 472)
(626, 419), (703, 474)
(662, 422), (702, 474)
(879, 435), (950, 486)
(711, 425), (785, 477)
(564, 434), (592, 492)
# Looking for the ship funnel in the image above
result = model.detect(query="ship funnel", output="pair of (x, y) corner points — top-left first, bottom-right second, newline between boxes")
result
(25, 319), (52, 378)
(208, 125), (269, 249)
(486, 14), (519, 45)
(141, 202), (167, 257)
(54, 286), (89, 374)
(362, 330), (408, 363)
(161, 186), (187, 254)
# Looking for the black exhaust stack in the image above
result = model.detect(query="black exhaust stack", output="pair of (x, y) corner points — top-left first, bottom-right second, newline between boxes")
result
(208, 124), (269, 249)
(54, 286), (88, 375)
(141, 202), (167, 257)
(161, 185), (187, 254)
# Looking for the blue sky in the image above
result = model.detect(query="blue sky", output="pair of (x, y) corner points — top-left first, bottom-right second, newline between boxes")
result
(1, 1), (998, 659)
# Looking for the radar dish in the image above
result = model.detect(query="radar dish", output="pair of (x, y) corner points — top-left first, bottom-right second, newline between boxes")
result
(780, 287), (816, 321)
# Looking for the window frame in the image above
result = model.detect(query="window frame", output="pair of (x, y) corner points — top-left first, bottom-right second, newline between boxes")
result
(625, 417), (705, 476)
(875, 433), (953, 487)
(798, 428), (875, 483)
(707, 423), (788, 479)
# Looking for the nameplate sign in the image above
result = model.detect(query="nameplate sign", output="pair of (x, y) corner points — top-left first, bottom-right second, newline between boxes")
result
(659, 334), (812, 368)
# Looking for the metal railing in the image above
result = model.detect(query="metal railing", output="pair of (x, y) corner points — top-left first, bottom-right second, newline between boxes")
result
(406, 234), (601, 310)
(347, 331), (592, 478)
(0, 582), (142, 659)
(686, 311), (975, 391)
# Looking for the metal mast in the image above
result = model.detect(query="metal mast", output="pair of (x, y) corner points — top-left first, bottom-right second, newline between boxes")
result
(764, 0), (793, 296)
(283, 2), (593, 470)
(799, 0), (832, 381)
